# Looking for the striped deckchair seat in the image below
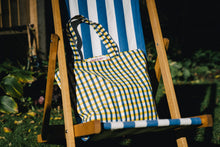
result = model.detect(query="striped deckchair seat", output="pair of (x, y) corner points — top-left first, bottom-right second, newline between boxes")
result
(56, 0), (203, 137)
(65, 0), (146, 58)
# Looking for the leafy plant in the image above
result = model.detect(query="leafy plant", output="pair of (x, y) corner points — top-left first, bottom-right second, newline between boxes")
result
(0, 96), (18, 113)
(1, 75), (23, 98)
(146, 41), (220, 83)
(0, 60), (35, 113)
(169, 49), (220, 83)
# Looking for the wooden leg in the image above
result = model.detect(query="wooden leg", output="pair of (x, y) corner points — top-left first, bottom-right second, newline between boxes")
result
(146, 0), (181, 119)
(176, 138), (188, 147)
(146, 0), (188, 146)
(51, 0), (75, 146)
(40, 34), (59, 140)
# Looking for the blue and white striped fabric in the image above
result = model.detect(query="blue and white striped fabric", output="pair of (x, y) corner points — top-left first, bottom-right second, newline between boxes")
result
(103, 117), (202, 130)
(89, 117), (202, 140)
(65, 0), (146, 59)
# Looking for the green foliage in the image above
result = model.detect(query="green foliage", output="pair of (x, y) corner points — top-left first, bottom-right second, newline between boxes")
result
(0, 61), (35, 113)
(168, 49), (220, 83)
(0, 96), (18, 113)
(1, 75), (23, 99)
(146, 40), (220, 83)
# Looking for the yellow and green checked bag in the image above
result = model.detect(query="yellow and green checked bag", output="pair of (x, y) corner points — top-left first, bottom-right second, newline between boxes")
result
(56, 15), (158, 123)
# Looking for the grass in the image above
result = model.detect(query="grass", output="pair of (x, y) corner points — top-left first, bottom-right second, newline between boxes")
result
(0, 111), (42, 146)
(0, 109), (64, 147)
(0, 81), (219, 146)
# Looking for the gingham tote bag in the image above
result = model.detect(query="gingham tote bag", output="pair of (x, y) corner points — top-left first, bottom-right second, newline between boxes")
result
(62, 15), (158, 123)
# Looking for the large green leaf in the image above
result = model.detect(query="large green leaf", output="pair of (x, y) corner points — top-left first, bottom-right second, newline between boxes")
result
(0, 60), (35, 84)
(0, 75), (23, 98)
(11, 69), (35, 83)
(0, 96), (18, 113)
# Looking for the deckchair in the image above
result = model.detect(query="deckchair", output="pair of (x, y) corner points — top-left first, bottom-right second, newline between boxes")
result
(37, 0), (213, 146)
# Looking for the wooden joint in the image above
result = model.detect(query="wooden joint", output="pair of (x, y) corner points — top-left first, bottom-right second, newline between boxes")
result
(37, 134), (47, 143)
(192, 114), (213, 128)
(37, 120), (102, 143)
(154, 38), (170, 82)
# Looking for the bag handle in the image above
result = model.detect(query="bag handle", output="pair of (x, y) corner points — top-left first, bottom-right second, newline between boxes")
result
(67, 15), (119, 62)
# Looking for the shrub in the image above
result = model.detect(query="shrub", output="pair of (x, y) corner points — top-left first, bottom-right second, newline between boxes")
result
(169, 49), (220, 83)
(0, 60), (35, 113)
(146, 42), (220, 83)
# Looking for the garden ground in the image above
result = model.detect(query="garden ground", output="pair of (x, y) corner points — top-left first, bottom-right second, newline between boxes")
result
(0, 80), (219, 147)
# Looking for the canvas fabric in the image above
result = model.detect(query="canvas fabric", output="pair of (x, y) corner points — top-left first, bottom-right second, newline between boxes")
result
(64, 0), (146, 59)
(56, 15), (158, 123)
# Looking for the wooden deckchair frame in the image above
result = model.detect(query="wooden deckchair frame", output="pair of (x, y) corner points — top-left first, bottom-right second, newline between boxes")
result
(37, 0), (213, 146)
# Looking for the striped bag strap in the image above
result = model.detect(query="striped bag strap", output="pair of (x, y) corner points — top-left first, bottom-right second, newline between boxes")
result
(66, 15), (119, 62)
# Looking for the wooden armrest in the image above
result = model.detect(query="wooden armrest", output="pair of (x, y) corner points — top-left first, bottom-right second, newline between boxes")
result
(191, 114), (213, 128)
(38, 120), (101, 143)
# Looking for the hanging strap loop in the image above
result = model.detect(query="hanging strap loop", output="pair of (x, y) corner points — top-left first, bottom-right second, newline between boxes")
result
(67, 15), (119, 62)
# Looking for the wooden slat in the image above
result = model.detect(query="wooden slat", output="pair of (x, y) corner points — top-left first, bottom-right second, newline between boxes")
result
(146, 0), (188, 146)
(40, 34), (59, 140)
(154, 38), (170, 82)
(17, 0), (20, 25)
(51, 0), (75, 146)
(19, 0), (29, 25)
(74, 120), (101, 137)
(192, 114), (213, 128)
(29, 0), (39, 49)
(38, 120), (101, 143)
(0, 0), (2, 27)
(10, 0), (18, 26)
(146, 0), (181, 124)
(8, 0), (11, 27)
(1, 0), (9, 27)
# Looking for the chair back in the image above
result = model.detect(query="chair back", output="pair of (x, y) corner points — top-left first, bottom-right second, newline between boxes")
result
(65, 0), (146, 59)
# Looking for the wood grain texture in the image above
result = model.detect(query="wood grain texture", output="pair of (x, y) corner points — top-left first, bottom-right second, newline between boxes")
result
(51, 0), (75, 146)
(41, 34), (59, 140)
(146, 0), (187, 146)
